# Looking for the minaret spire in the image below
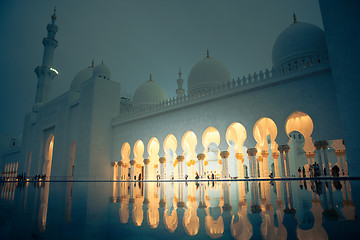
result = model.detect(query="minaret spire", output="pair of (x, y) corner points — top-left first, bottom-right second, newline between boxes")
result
(293, 13), (297, 23)
(176, 66), (185, 98)
(206, 49), (210, 58)
(33, 8), (59, 112)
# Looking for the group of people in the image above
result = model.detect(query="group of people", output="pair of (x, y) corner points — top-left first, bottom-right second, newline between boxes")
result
(34, 174), (46, 181)
(299, 163), (341, 178)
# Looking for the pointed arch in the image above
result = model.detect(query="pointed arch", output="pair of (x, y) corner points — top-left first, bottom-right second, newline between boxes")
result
(42, 134), (54, 179)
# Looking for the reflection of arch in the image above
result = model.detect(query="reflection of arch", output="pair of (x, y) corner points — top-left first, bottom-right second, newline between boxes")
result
(43, 134), (55, 179)
(164, 209), (178, 233)
(164, 134), (177, 179)
(285, 111), (315, 153)
(182, 131), (198, 179)
(68, 141), (76, 179)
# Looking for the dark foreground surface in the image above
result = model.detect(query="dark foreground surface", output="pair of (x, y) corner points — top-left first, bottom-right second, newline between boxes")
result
(1, 179), (360, 239)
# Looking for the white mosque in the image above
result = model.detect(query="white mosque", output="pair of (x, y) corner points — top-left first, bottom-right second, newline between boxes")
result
(0, 8), (354, 181)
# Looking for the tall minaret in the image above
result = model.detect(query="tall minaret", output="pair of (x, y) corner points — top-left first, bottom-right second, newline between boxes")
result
(33, 8), (59, 112)
(176, 67), (185, 98)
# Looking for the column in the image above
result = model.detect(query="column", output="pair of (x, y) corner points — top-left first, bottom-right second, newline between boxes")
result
(334, 150), (342, 173)
(314, 141), (323, 176)
(257, 155), (264, 178)
(305, 152), (312, 166)
(261, 151), (269, 178)
(118, 161), (122, 180)
(284, 145), (291, 177)
(272, 152), (280, 178)
(247, 149), (253, 178)
(340, 150), (348, 176)
(197, 153), (205, 178)
(177, 155), (185, 179)
(130, 160), (136, 180)
(220, 151), (230, 179)
(321, 141), (330, 176)
(278, 146), (286, 178)
(251, 148), (258, 178)
(159, 157), (166, 180)
(310, 152), (316, 165)
(235, 153), (244, 179)
(143, 159), (150, 180)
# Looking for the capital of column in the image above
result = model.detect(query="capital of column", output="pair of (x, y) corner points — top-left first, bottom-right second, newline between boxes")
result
(197, 153), (206, 161)
(190, 159), (196, 165)
(247, 148), (257, 156)
(177, 155), (185, 162)
(257, 155), (263, 162)
(159, 157), (166, 163)
(314, 141), (322, 150)
(272, 152), (279, 159)
(310, 152), (316, 158)
(261, 150), (269, 158)
(320, 141), (329, 149)
(130, 160), (136, 165)
(305, 152), (312, 158)
(143, 159), (150, 165)
(220, 151), (230, 158)
(340, 149), (346, 156)
(235, 153), (244, 162)
(278, 144), (290, 153)
(334, 150), (341, 157)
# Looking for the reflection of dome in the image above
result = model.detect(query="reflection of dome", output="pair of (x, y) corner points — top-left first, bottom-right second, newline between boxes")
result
(272, 19), (327, 68)
(70, 66), (94, 91)
(132, 75), (168, 106)
(188, 51), (231, 95)
(93, 62), (111, 80)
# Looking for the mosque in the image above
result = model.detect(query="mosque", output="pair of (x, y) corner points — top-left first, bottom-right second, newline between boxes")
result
(1, 5), (357, 181)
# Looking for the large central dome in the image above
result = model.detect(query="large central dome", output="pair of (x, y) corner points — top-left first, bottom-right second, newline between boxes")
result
(187, 51), (231, 95)
(132, 74), (168, 106)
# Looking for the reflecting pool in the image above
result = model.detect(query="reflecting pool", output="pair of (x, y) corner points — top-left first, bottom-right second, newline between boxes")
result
(1, 180), (360, 239)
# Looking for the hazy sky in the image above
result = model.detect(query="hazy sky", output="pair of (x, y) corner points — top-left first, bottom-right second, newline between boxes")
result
(0, 0), (323, 136)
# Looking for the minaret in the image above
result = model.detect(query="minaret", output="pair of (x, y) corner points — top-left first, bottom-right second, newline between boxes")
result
(33, 8), (59, 112)
(176, 67), (185, 98)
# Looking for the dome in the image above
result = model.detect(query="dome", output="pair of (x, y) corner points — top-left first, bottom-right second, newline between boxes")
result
(188, 52), (231, 95)
(132, 75), (168, 106)
(70, 66), (94, 91)
(272, 20), (328, 68)
(93, 62), (111, 80)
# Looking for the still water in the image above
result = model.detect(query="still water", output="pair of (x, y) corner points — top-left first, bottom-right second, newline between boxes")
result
(1, 180), (360, 239)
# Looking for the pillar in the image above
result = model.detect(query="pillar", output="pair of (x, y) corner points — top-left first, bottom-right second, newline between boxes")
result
(159, 157), (166, 179)
(177, 155), (185, 179)
(257, 155), (264, 178)
(334, 150), (342, 173)
(220, 151), (230, 179)
(247, 148), (257, 178)
(278, 146), (286, 178)
(197, 153), (205, 178)
(143, 159), (150, 180)
(130, 160), (136, 180)
(306, 152), (312, 166)
(321, 141), (330, 176)
(283, 145), (291, 177)
(235, 153), (244, 179)
(247, 149), (253, 178)
(314, 141), (324, 176)
(272, 152), (280, 178)
(118, 161), (122, 180)
(340, 150), (348, 176)
(261, 151), (269, 178)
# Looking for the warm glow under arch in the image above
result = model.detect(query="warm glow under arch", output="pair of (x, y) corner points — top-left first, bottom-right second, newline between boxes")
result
(202, 127), (220, 150)
(121, 142), (131, 164)
(285, 111), (315, 153)
(182, 131), (198, 179)
(163, 134), (177, 179)
(226, 122), (247, 153)
(253, 117), (278, 152)
(43, 134), (54, 179)
(134, 140), (144, 164)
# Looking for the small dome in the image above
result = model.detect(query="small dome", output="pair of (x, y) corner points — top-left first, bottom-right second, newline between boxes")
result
(93, 63), (111, 80)
(132, 75), (168, 106)
(272, 21), (328, 68)
(188, 52), (231, 95)
(71, 66), (94, 91)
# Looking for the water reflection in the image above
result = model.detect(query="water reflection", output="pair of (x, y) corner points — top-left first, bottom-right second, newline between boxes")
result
(0, 180), (359, 239)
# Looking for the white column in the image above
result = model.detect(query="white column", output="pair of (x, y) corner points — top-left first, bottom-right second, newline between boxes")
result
(118, 161), (122, 180)
(284, 145), (291, 177)
(220, 151), (230, 179)
(278, 146), (286, 178)
(130, 160), (136, 180)
(321, 141), (330, 176)
(261, 151), (269, 178)
(314, 141), (323, 176)
(159, 157), (166, 179)
(197, 154), (205, 178)
(258, 156), (264, 178)
(340, 150), (348, 176)
(177, 156), (185, 179)
(272, 152), (280, 178)
(235, 153), (244, 179)
(247, 149), (253, 178)
(143, 159), (150, 180)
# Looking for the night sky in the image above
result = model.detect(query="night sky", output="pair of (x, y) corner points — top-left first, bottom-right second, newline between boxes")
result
(0, 0), (323, 136)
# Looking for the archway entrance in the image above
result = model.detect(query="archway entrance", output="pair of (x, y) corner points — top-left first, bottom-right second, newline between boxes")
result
(42, 134), (54, 180)
(164, 134), (177, 180)
(202, 127), (220, 179)
(182, 131), (197, 179)
(226, 122), (247, 178)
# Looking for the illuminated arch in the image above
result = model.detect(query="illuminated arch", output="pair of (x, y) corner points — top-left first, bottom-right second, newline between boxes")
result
(202, 127), (221, 177)
(147, 137), (160, 180)
(285, 111), (315, 153)
(226, 122), (247, 178)
(42, 134), (55, 179)
(253, 118), (278, 152)
(182, 131), (198, 179)
(163, 134), (177, 179)
(121, 142), (131, 164)
(133, 140), (144, 163)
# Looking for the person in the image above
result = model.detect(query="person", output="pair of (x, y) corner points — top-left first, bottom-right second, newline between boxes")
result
(185, 174), (188, 180)
(269, 171), (273, 178)
(138, 173), (142, 181)
(332, 165), (340, 177)
(297, 167), (301, 178)
(302, 167), (306, 178)
(195, 172), (199, 180)
(211, 173), (215, 180)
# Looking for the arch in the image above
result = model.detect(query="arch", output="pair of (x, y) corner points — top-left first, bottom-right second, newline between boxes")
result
(182, 131), (198, 179)
(285, 111), (315, 153)
(121, 142), (131, 164)
(42, 134), (54, 180)
(163, 134), (177, 180)
(226, 122), (247, 178)
(133, 140), (145, 179)
(147, 137), (160, 180)
(68, 141), (76, 179)
(202, 127), (221, 178)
